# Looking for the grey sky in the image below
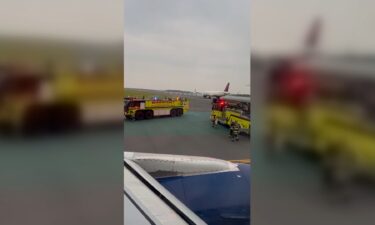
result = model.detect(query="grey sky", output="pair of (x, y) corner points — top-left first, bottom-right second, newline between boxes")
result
(252, 0), (375, 55)
(124, 0), (250, 94)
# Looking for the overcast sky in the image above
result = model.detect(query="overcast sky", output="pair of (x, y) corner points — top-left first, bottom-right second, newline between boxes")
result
(1, 1), (374, 93)
(252, 0), (375, 55)
(124, 0), (250, 94)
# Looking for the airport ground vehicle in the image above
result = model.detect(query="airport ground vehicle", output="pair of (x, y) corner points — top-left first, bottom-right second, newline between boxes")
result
(309, 104), (375, 185)
(211, 95), (250, 135)
(124, 152), (250, 225)
(264, 59), (375, 186)
(124, 97), (189, 120)
(266, 102), (375, 186)
(0, 65), (122, 134)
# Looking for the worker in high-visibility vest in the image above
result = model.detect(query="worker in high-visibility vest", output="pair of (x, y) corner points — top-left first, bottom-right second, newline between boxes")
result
(230, 121), (240, 142)
(211, 115), (218, 128)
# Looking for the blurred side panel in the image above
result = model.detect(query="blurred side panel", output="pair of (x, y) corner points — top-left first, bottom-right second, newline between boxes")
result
(252, 1), (375, 225)
(0, 1), (123, 225)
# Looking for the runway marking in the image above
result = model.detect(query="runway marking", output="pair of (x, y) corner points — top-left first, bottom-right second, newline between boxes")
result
(229, 159), (251, 164)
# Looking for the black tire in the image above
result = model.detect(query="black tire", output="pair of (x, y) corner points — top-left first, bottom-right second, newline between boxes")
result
(170, 109), (177, 117)
(50, 103), (81, 133)
(145, 110), (153, 119)
(135, 111), (145, 120)
(0, 122), (14, 136)
(22, 104), (48, 136)
(177, 108), (183, 116)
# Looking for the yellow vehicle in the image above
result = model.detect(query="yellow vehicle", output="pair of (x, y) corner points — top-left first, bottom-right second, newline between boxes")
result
(124, 97), (189, 120)
(264, 60), (375, 185)
(0, 65), (123, 135)
(266, 101), (375, 184)
(311, 105), (375, 184)
(211, 95), (250, 135)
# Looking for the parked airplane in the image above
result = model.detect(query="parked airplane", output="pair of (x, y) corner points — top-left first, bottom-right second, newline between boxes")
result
(202, 82), (230, 99)
(124, 152), (250, 225)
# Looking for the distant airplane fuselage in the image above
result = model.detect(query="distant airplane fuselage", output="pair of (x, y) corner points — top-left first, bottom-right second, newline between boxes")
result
(202, 82), (230, 99)
(202, 91), (229, 99)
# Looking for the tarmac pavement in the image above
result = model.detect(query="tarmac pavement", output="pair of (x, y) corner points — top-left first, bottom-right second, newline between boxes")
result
(124, 95), (251, 160)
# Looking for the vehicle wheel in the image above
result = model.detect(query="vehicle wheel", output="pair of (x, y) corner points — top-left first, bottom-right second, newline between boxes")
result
(135, 111), (145, 120)
(22, 104), (48, 136)
(50, 103), (81, 133)
(0, 122), (13, 136)
(177, 108), (183, 116)
(170, 109), (177, 117)
(145, 110), (153, 119)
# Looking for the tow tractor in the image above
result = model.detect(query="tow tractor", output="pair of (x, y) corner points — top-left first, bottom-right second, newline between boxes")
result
(0, 64), (123, 135)
(265, 60), (375, 186)
(124, 97), (189, 120)
(211, 95), (251, 135)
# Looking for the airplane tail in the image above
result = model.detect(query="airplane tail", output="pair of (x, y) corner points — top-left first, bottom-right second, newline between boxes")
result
(304, 17), (322, 52)
(224, 82), (230, 92)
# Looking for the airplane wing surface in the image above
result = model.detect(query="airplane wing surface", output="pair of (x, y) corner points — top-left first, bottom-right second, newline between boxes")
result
(124, 157), (207, 225)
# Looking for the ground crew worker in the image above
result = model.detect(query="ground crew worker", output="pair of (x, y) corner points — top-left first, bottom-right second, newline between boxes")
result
(211, 115), (218, 128)
(230, 121), (240, 142)
(229, 121), (234, 137)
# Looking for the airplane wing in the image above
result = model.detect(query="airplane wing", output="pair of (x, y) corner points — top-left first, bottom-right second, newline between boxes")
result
(124, 153), (207, 225)
(124, 152), (250, 225)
